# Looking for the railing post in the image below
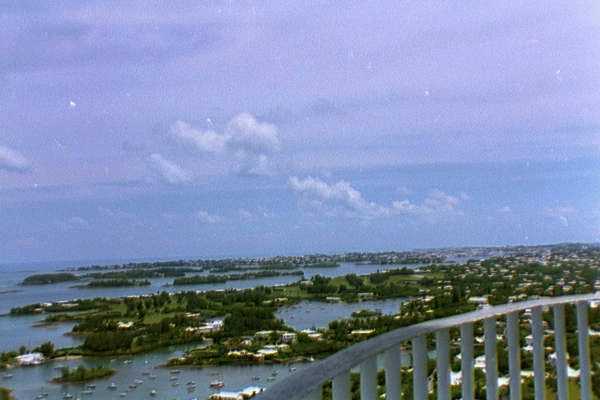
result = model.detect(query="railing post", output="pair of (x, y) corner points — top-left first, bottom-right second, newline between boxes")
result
(412, 335), (428, 400)
(384, 346), (401, 400)
(332, 370), (351, 400)
(576, 301), (591, 400)
(484, 317), (498, 400)
(360, 355), (378, 400)
(507, 312), (522, 400)
(460, 323), (474, 400)
(436, 329), (450, 400)
(553, 305), (568, 400)
(531, 306), (545, 400)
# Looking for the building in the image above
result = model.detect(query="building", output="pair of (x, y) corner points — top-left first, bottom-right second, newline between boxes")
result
(16, 353), (44, 366)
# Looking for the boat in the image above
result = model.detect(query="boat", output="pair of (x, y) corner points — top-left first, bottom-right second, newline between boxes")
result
(170, 369), (181, 374)
(209, 380), (225, 389)
(119, 393), (127, 397)
(82, 390), (93, 395)
(149, 390), (157, 396)
(63, 394), (73, 400)
(149, 375), (157, 380)
(252, 376), (260, 381)
(2, 374), (13, 380)
(86, 384), (96, 389)
(108, 383), (117, 390)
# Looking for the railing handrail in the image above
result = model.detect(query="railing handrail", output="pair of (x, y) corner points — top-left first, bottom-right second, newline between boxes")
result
(255, 292), (600, 400)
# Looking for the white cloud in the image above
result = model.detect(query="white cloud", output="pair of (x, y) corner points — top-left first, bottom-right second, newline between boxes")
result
(0, 145), (31, 173)
(196, 210), (222, 224)
(170, 113), (281, 176)
(238, 208), (255, 221)
(289, 176), (388, 218)
(171, 120), (227, 154)
(421, 189), (461, 213)
(544, 206), (576, 226)
(289, 176), (464, 220)
(149, 153), (192, 184)
(226, 112), (280, 155)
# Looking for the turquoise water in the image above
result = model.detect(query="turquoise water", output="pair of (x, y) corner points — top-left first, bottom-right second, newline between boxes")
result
(0, 262), (420, 399)
(276, 298), (407, 330)
(3, 346), (308, 400)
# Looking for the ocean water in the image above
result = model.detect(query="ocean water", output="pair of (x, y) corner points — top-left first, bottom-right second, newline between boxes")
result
(0, 261), (420, 399)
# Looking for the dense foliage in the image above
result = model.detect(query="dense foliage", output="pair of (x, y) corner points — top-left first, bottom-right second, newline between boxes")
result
(22, 273), (78, 285)
(53, 365), (114, 383)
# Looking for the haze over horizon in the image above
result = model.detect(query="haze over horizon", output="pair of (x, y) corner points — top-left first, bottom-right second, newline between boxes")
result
(2, 1), (600, 263)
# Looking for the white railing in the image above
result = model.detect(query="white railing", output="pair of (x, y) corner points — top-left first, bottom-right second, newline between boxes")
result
(254, 293), (600, 400)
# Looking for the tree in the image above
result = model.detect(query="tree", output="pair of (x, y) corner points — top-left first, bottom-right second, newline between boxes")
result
(35, 341), (55, 357)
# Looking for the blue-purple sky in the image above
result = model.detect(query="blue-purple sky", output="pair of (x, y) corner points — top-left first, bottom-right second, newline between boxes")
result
(1, 1), (600, 263)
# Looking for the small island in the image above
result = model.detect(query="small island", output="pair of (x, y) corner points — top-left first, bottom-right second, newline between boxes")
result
(80, 279), (151, 288)
(172, 270), (304, 285)
(22, 273), (79, 285)
(52, 366), (115, 383)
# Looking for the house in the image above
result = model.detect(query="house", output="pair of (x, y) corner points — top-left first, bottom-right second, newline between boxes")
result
(254, 330), (274, 339)
(350, 329), (375, 337)
(16, 352), (44, 366)
(117, 321), (134, 329)
(280, 332), (297, 344)
(257, 345), (279, 357)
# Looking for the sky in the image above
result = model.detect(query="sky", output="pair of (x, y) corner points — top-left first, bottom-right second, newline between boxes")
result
(1, 1), (600, 263)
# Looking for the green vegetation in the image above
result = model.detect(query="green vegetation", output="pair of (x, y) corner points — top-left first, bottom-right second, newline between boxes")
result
(0, 387), (13, 400)
(172, 270), (304, 285)
(6, 244), (600, 396)
(82, 279), (151, 288)
(52, 365), (115, 383)
(34, 341), (55, 357)
(22, 273), (78, 285)
(84, 267), (199, 280)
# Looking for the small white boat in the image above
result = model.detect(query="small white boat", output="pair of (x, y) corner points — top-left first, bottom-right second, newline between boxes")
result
(2, 374), (13, 380)
(209, 380), (224, 389)
(108, 383), (117, 390)
(149, 390), (157, 396)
